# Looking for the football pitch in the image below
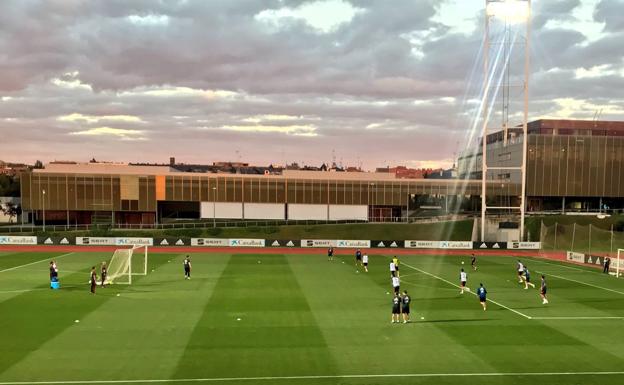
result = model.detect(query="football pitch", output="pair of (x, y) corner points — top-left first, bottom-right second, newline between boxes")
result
(1, 250), (624, 385)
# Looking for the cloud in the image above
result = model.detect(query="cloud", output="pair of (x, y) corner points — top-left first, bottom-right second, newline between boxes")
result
(69, 126), (145, 140)
(58, 113), (144, 124)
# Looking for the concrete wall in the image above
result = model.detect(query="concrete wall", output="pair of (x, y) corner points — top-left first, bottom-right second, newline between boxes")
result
(329, 205), (368, 220)
(200, 202), (243, 219)
(244, 203), (285, 220)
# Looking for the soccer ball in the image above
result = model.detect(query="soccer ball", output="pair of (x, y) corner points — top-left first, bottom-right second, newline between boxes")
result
(461, 261), (464, 265)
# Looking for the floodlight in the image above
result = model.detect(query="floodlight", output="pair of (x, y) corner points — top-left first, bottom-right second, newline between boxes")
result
(486, 0), (530, 23)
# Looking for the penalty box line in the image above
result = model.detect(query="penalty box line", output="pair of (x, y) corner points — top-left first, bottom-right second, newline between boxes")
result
(2, 371), (624, 384)
(401, 262), (532, 320)
(533, 270), (624, 296)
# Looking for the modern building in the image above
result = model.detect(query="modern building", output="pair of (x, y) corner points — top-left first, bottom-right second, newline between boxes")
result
(458, 119), (624, 212)
(20, 163), (508, 225)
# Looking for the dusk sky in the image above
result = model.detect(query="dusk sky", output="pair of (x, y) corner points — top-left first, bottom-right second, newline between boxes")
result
(1, 0), (623, 169)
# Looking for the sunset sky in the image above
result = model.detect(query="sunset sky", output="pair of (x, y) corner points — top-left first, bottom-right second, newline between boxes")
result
(1, 0), (623, 169)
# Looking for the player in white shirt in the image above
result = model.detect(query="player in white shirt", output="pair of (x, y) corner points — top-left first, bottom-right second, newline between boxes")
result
(516, 260), (525, 284)
(392, 275), (400, 295)
(389, 261), (397, 277)
(362, 254), (369, 272)
(459, 268), (469, 294)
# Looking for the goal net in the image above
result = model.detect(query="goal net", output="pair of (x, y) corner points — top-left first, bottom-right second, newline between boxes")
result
(105, 245), (148, 285)
(611, 249), (624, 278)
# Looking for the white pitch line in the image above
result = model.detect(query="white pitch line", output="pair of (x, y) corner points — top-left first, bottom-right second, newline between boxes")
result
(2, 371), (624, 384)
(532, 316), (624, 320)
(535, 271), (624, 296)
(0, 252), (74, 274)
(401, 262), (532, 319)
(530, 259), (590, 273)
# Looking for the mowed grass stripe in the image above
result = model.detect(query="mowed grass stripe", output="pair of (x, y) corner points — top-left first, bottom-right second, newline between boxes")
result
(0, 253), (231, 383)
(173, 254), (338, 379)
(0, 252), (172, 379)
(398, 254), (624, 375)
(292, 253), (503, 375)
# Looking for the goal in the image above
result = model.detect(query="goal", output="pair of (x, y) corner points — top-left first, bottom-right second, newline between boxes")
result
(105, 245), (148, 285)
(611, 249), (624, 278)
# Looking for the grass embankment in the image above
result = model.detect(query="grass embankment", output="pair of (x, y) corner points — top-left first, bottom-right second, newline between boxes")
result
(1, 220), (475, 241)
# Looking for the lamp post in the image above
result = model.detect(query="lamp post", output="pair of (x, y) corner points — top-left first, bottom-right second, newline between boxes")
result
(212, 187), (217, 228)
(368, 183), (375, 222)
(42, 189), (46, 232)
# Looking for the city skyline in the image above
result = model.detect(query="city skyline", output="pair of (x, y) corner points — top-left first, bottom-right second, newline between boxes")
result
(1, 0), (623, 168)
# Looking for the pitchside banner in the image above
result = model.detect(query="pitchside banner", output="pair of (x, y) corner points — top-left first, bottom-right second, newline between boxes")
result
(0, 236), (37, 245)
(566, 251), (584, 263)
(191, 238), (229, 247)
(371, 240), (404, 248)
(228, 239), (265, 247)
(507, 242), (541, 250)
(265, 239), (298, 247)
(584, 254), (607, 267)
(474, 242), (507, 250)
(301, 239), (337, 248)
(405, 240), (439, 249)
(336, 240), (371, 248)
(75, 237), (153, 246)
(154, 238), (189, 246)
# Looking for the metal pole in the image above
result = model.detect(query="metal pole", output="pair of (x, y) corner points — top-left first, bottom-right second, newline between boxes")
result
(42, 189), (46, 232)
(481, 1), (490, 243)
(212, 187), (216, 228)
(520, 0), (531, 242)
(571, 222), (576, 252)
(554, 222), (558, 250)
(589, 224), (592, 255)
(610, 224), (614, 255)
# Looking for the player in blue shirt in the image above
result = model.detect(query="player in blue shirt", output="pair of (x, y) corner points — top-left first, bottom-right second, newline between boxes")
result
(523, 266), (536, 289)
(477, 283), (487, 311)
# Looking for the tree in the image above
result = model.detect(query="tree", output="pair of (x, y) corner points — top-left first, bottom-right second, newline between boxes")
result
(33, 160), (44, 169)
(0, 174), (20, 197)
(0, 201), (21, 223)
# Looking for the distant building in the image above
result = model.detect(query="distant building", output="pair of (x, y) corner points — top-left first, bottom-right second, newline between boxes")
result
(0, 160), (29, 176)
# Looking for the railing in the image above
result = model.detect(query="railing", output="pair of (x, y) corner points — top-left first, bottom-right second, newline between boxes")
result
(0, 214), (477, 233)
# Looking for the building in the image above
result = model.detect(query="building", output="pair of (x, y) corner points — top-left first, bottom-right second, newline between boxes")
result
(458, 119), (624, 212)
(20, 163), (509, 225)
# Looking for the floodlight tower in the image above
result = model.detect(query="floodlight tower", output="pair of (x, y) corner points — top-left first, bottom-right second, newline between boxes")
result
(480, 0), (531, 241)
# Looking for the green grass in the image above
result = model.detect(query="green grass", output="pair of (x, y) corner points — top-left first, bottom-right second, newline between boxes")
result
(1, 250), (624, 384)
(3, 220), (474, 242)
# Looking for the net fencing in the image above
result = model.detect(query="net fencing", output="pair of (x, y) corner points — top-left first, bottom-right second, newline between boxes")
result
(540, 221), (624, 257)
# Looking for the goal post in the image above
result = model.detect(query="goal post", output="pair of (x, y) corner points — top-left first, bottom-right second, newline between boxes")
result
(612, 249), (624, 278)
(105, 245), (148, 285)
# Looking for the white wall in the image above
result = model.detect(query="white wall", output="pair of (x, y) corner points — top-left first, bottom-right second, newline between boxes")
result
(200, 202), (243, 219)
(287, 204), (328, 220)
(244, 203), (285, 220)
(329, 205), (368, 220)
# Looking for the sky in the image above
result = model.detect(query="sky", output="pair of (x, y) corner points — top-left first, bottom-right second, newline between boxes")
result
(1, 0), (624, 170)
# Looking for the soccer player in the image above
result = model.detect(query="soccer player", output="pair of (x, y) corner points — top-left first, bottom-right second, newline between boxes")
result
(401, 290), (411, 323)
(90, 266), (97, 294)
(603, 257), (611, 274)
(355, 249), (362, 266)
(100, 262), (107, 287)
(49, 260), (58, 284)
(477, 283), (487, 311)
(540, 275), (549, 304)
(471, 254), (477, 271)
(392, 256), (400, 277)
(523, 266), (536, 289)
(327, 246), (334, 261)
(459, 268), (469, 294)
(389, 259), (398, 277)
(183, 256), (191, 280)
(362, 253), (369, 272)
(391, 293), (401, 323)
(516, 260), (525, 283)
(392, 275), (400, 295)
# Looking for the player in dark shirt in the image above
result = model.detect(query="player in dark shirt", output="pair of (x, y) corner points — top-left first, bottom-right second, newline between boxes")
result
(355, 249), (362, 266)
(477, 283), (487, 311)
(401, 290), (411, 323)
(183, 256), (192, 280)
(391, 294), (401, 323)
(100, 262), (107, 287)
(540, 275), (549, 304)
(471, 254), (477, 271)
(327, 246), (334, 261)
(90, 267), (97, 294)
